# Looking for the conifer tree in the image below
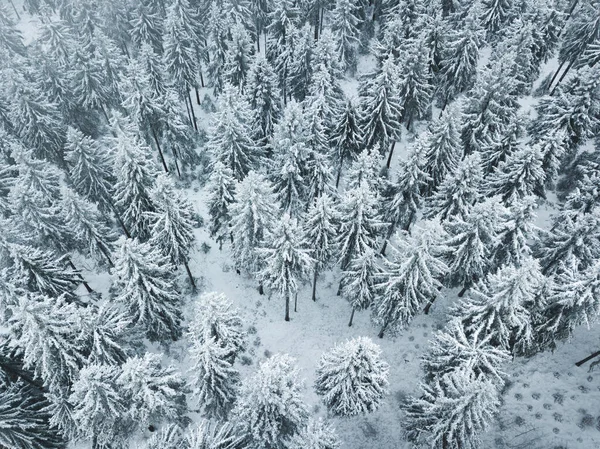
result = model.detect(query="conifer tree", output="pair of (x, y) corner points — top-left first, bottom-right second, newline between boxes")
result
(112, 237), (182, 342)
(289, 418), (341, 449)
(207, 162), (236, 249)
(331, 0), (361, 73)
(207, 83), (261, 180)
(424, 153), (483, 222)
(287, 25), (315, 101)
(403, 370), (500, 449)
(486, 145), (546, 204)
(117, 353), (187, 426)
(422, 104), (463, 195)
(315, 337), (389, 416)
(270, 142), (309, 216)
(224, 23), (255, 89)
(82, 303), (134, 366)
(480, 0), (513, 36)
(345, 149), (382, 191)
(330, 99), (362, 188)
(70, 363), (129, 449)
(493, 196), (537, 267)
(374, 222), (448, 337)
(341, 248), (380, 327)
(231, 354), (309, 449)
(185, 419), (245, 448)
(444, 197), (507, 296)
(452, 259), (542, 355)
(146, 175), (196, 289)
(130, 0), (165, 54)
(259, 214), (314, 321)
(359, 56), (403, 165)
(246, 55), (282, 141)
(69, 46), (112, 121)
(479, 118), (523, 175)
(336, 182), (385, 270)
(422, 320), (510, 383)
(230, 171), (279, 281)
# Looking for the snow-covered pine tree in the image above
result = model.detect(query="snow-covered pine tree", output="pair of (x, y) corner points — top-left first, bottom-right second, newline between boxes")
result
(421, 104), (463, 195)
(64, 126), (114, 211)
(535, 209), (600, 275)
(330, 99), (362, 188)
(479, 117), (524, 175)
(345, 149), (382, 192)
(422, 320), (510, 384)
(331, 0), (361, 73)
(229, 171), (279, 283)
(374, 222), (448, 337)
(424, 152), (483, 222)
(438, 13), (485, 110)
(486, 145), (546, 205)
(143, 423), (185, 449)
(8, 293), (85, 395)
(270, 142), (309, 216)
(536, 260), (600, 351)
(246, 55), (282, 141)
(117, 353), (187, 427)
(70, 363), (129, 448)
(62, 190), (117, 267)
(564, 169), (600, 215)
(304, 194), (340, 302)
(341, 248), (380, 326)
(207, 83), (262, 180)
(538, 128), (569, 187)
(207, 162), (236, 249)
(403, 370), (500, 449)
(289, 417), (341, 449)
(336, 182), (385, 271)
(130, 0), (164, 54)
(231, 354), (308, 449)
(452, 258), (543, 355)
(112, 120), (158, 239)
(358, 55), (403, 166)
(146, 175), (196, 289)
(185, 419), (245, 449)
(259, 214), (313, 321)
(480, 0), (513, 37)
(315, 337), (389, 416)
(112, 237), (182, 342)
(224, 22), (255, 89)
(493, 196), (537, 267)
(287, 24), (314, 102)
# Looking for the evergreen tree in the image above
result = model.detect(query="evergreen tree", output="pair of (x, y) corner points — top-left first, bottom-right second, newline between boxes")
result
(130, 0), (165, 54)
(207, 162), (236, 249)
(185, 419), (245, 449)
(486, 145), (546, 204)
(359, 56), (403, 164)
(493, 196), (537, 267)
(70, 363), (129, 448)
(336, 182), (385, 270)
(259, 214), (314, 321)
(315, 337), (389, 416)
(345, 149), (382, 192)
(330, 99), (362, 188)
(117, 353), (187, 426)
(270, 142), (309, 216)
(304, 194), (339, 301)
(422, 104), (463, 195)
(479, 118), (524, 175)
(422, 320), (510, 383)
(146, 175), (196, 288)
(452, 259), (542, 355)
(480, 0), (513, 36)
(424, 153), (483, 222)
(246, 55), (282, 141)
(374, 222), (448, 336)
(69, 46), (112, 121)
(289, 418), (341, 449)
(230, 171), (280, 278)
(403, 370), (500, 449)
(341, 248), (380, 327)
(207, 83), (261, 180)
(331, 0), (361, 73)
(538, 129), (569, 186)
(82, 303), (134, 366)
(112, 237), (182, 341)
(287, 25), (314, 101)
(224, 23), (255, 89)
(444, 197), (507, 296)
(231, 354), (309, 449)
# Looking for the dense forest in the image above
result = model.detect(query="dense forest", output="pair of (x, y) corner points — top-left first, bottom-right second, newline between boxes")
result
(0, 0), (599, 448)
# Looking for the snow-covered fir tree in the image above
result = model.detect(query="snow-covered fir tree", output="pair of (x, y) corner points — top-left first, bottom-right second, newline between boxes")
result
(231, 354), (309, 449)
(315, 337), (389, 416)
(330, 99), (363, 188)
(331, 0), (361, 73)
(207, 162), (236, 249)
(341, 247), (380, 326)
(289, 417), (341, 449)
(246, 55), (282, 141)
(112, 237), (182, 342)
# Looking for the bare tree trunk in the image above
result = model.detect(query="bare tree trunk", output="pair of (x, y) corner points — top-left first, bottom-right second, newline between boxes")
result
(258, 282), (264, 295)
(550, 60), (575, 96)
(294, 291), (298, 312)
(378, 322), (387, 339)
(285, 292), (290, 321)
(110, 202), (131, 238)
(200, 69), (205, 88)
(548, 59), (567, 93)
(458, 284), (469, 297)
(313, 8), (320, 40)
(439, 93), (449, 117)
(256, 20), (261, 53)
(311, 269), (318, 301)
(195, 87), (201, 105)
(8, 0), (20, 20)
(67, 259), (93, 293)
(575, 350), (600, 367)
(337, 280), (343, 296)
(188, 92), (198, 131)
(335, 153), (345, 189)
(184, 95), (194, 127)
(100, 104), (111, 124)
(348, 308), (355, 327)
(151, 126), (169, 173)
(183, 260), (196, 291)
(386, 141), (396, 169)
(96, 239), (114, 267)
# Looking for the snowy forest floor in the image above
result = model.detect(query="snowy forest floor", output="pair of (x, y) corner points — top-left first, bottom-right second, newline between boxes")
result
(11, 1), (600, 447)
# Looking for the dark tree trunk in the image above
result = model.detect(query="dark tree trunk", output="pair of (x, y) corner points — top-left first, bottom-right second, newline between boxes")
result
(335, 153), (345, 189)
(200, 69), (205, 88)
(458, 285), (469, 297)
(311, 269), (318, 301)
(172, 148), (182, 178)
(548, 59), (566, 93)
(188, 92), (198, 131)
(258, 282), (264, 295)
(195, 87), (201, 105)
(100, 104), (111, 124)
(378, 322), (387, 338)
(96, 240), (114, 267)
(386, 141), (396, 169)
(8, 0), (20, 20)
(348, 308), (355, 327)
(256, 20), (261, 52)
(439, 93), (449, 117)
(151, 126), (169, 173)
(184, 260), (196, 291)
(550, 60), (575, 96)
(184, 95), (194, 127)
(575, 350), (600, 367)
(294, 291), (298, 312)
(424, 299), (434, 314)
(67, 259), (93, 293)
(285, 292), (290, 321)
(314, 8), (320, 40)
(337, 280), (343, 296)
